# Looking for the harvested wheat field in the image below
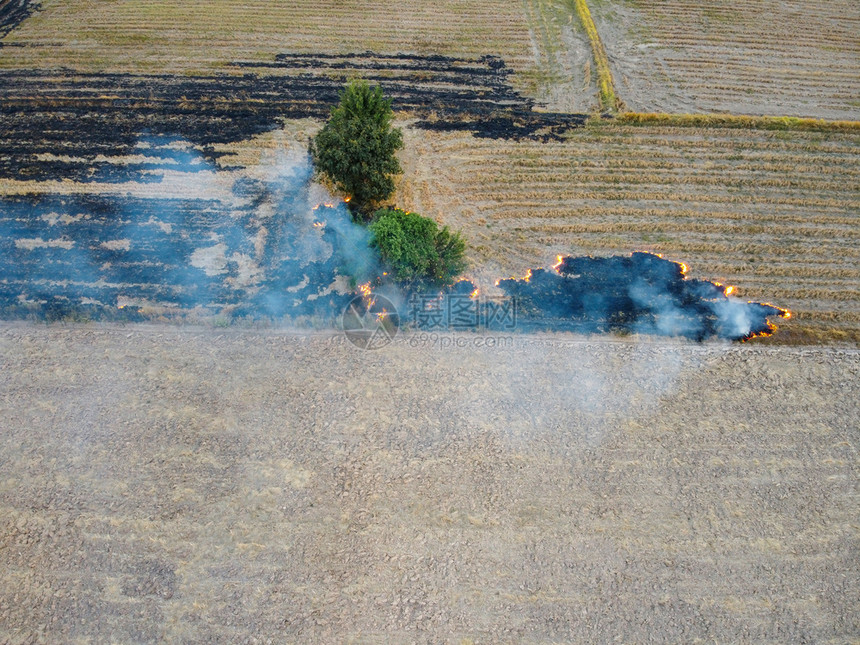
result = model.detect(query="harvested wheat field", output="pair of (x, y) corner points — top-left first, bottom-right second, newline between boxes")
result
(0, 0), (536, 72)
(0, 324), (858, 643)
(0, 0), (594, 111)
(398, 124), (860, 344)
(590, 0), (860, 119)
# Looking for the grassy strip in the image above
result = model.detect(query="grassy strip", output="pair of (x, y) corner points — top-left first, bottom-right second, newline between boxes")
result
(569, 0), (621, 113)
(615, 112), (860, 133)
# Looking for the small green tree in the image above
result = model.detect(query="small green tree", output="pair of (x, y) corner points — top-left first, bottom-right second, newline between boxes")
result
(369, 208), (468, 288)
(310, 80), (403, 218)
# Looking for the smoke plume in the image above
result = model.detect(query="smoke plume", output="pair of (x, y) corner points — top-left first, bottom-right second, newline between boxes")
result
(0, 137), (376, 323)
(493, 252), (788, 341)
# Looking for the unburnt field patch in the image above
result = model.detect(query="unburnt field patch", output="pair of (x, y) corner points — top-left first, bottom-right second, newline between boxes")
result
(0, 0), (537, 73)
(590, 0), (860, 119)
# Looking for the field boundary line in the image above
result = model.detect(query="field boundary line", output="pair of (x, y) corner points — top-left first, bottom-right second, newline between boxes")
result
(569, 0), (622, 114)
(614, 112), (860, 133)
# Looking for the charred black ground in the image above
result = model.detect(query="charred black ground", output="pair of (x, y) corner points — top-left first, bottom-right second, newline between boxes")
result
(0, 0), (37, 41)
(0, 52), (586, 182)
(0, 196), (354, 322)
(491, 253), (788, 341)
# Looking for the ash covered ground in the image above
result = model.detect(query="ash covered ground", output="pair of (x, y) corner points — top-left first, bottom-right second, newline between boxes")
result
(0, 325), (857, 643)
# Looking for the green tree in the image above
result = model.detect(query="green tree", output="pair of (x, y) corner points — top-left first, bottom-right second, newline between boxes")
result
(310, 80), (404, 218)
(369, 208), (468, 288)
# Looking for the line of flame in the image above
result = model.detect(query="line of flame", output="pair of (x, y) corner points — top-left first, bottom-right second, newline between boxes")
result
(713, 281), (735, 297)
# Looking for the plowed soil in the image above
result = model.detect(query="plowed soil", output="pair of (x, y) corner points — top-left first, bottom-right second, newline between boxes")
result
(0, 324), (857, 642)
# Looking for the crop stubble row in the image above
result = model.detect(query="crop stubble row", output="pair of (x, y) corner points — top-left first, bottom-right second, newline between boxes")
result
(0, 1), (533, 79)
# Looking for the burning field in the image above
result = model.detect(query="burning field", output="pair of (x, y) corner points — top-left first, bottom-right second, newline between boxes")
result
(0, 83), (790, 341)
(1, 0), (859, 641)
(0, 1), (852, 342)
(398, 126), (859, 344)
(493, 252), (789, 341)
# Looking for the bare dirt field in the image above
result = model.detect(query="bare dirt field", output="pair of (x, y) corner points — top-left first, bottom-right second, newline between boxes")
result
(398, 124), (860, 344)
(590, 0), (860, 119)
(0, 323), (857, 643)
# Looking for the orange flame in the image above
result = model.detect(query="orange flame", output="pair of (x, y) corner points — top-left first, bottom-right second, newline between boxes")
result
(740, 305), (791, 341)
(552, 255), (564, 271)
(678, 262), (688, 275)
(713, 281), (735, 297)
(470, 288), (479, 299)
(496, 269), (532, 285)
(344, 196), (351, 203)
(313, 221), (325, 228)
(742, 325), (776, 342)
